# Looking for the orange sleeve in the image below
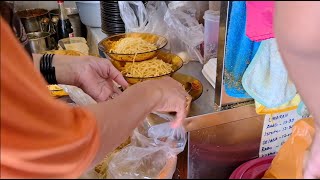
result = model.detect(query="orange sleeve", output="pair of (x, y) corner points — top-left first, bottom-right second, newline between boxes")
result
(0, 18), (100, 178)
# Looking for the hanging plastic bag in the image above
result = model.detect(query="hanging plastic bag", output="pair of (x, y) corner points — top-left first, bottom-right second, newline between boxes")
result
(262, 117), (315, 179)
(118, 1), (148, 33)
(107, 113), (187, 179)
(143, 1), (169, 39)
(118, 1), (169, 41)
(164, 2), (204, 64)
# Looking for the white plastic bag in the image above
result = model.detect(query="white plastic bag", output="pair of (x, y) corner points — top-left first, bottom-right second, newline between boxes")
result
(118, 1), (148, 33)
(118, 1), (168, 37)
(107, 113), (187, 179)
(164, 3), (204, 64)
(58, 84), (96, 105)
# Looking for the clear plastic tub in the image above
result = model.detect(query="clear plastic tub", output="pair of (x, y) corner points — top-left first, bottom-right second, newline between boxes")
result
(203, 10), (220, 63)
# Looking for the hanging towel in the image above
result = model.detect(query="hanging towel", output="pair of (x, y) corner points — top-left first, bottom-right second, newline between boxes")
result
(255, 94), (301, 115)
(224, 1), (261, 98)
(297, 101), (310, 117)
(246, 1), (275, 42)
(242, 38), (297, 108)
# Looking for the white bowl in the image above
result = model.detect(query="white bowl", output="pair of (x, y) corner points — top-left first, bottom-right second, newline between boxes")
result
(75, 1), (101, 27)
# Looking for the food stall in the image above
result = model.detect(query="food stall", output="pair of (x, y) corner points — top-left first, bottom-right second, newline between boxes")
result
(10, 1), (311, 179)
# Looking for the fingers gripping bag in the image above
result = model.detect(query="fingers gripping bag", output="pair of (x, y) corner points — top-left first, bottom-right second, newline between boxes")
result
(107, 112), (187, 179)
(263, 118), (315, 179)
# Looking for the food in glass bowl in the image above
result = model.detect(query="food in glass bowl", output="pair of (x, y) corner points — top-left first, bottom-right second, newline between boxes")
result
(110, 50), (183, 85)
(98, 32), (168, 62)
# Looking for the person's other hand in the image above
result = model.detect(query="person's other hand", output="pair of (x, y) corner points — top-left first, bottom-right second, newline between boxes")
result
(136, 76), (192, 128)
(304, 132), (320, 179)
(53, 55), (129, 102)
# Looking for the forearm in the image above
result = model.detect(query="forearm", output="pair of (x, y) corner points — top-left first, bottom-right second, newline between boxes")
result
(275, 2), (320, 129)
(84, 83), (159, 169)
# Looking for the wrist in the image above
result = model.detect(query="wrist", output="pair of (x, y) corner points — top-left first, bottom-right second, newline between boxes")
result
(52, 55), (83, 85)
(52, 55), (71, 84)
(38, 54), (58, 84)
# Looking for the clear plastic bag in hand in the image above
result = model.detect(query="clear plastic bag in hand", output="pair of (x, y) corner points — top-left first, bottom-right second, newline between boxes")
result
(107, 113), (187, 179)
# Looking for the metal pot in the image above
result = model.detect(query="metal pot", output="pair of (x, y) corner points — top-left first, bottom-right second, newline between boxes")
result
(16, 8), (50, 33)
(27, 32), (56, 53)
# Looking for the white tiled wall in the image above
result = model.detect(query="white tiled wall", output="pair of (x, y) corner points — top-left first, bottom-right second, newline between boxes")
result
(13, 1), (76, 11)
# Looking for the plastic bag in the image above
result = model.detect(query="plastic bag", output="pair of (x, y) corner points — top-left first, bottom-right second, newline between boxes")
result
(60, 85), (187, 179)
(58, 84), (96, 105)
(107, 113), (187, 179)
(168, 1), (209, 24)
(262, 118), (315, 179)
(118, 1), (148, 33)
(164, 2), (204, 64)
(118, 1), (169, 41)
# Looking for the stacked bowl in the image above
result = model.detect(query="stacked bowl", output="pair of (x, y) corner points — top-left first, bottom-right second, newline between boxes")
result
(100, 1), (126, 35)
(98, 32), (184, 85)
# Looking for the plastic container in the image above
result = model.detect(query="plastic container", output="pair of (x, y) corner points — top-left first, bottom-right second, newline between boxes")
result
(203, 10), (220, 63)
(229, 156), (274, 179)
(75, 1), (101, 27)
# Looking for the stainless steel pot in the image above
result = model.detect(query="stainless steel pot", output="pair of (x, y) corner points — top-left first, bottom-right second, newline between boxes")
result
(16, 8), (50, 33)
(27, 32), (56, 53)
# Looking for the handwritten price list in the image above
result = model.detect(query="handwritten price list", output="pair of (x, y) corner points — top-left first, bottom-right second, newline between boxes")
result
(259, 109), (303, 157)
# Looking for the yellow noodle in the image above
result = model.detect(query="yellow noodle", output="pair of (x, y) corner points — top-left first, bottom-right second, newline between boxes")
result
(110, 37), (157, 54)
(122, 58), (173, 78)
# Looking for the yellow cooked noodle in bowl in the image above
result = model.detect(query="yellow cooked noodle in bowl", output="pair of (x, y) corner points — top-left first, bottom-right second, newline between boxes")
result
(98, 32), (168, 62)
(122, 58), (174, 78)
(110, 37), (157, 54)
(110, 50), (183, 85)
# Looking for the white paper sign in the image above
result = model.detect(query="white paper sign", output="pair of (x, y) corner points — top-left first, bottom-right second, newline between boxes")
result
(259, 109), (303, 157)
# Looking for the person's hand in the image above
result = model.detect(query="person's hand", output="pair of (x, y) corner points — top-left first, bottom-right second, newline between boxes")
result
(136, 76), (192, 128)
(53, 55), (129, 102)
(304, 132), (320, 179)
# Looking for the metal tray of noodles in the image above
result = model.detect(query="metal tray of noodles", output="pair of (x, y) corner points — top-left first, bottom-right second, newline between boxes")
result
(98, 32), (168, 62)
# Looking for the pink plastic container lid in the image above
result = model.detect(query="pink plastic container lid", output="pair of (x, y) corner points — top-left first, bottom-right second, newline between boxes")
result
(229, 156), (274, 179)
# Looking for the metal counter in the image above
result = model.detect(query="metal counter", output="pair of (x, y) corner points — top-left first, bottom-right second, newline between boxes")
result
(187, 105), (264, 179)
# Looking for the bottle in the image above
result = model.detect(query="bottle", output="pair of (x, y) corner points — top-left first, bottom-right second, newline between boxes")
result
(56, 0), (74, 40)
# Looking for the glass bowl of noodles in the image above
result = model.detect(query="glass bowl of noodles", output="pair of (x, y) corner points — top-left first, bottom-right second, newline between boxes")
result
(110, 50), (183, 85)
(98, 32), (168, 62)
